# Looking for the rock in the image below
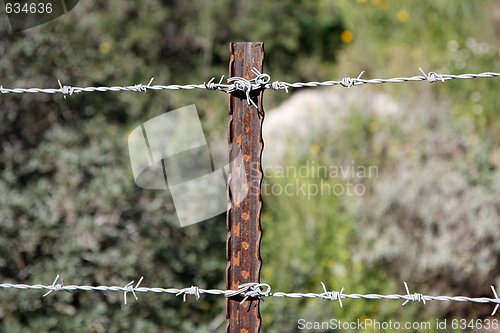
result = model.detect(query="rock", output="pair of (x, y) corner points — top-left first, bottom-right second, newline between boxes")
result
(262, 88), (400, 167)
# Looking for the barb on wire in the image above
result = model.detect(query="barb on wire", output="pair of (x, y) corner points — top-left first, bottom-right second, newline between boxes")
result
(339, 71), (365, 88)
(1, 278), (500, 315)
(176, 286), (201, 302)
(419, 68), (444, 83)
(320, 282), (344, 307)
(204, 75), (225, 90)
(57, 80), (74, 99)
(123, 276), (143, 305)
(132, 77), (155, 92)
(1, 69), (499, 97)
(491, 286), (499, 316)
(402, 282), (426, 306)
(42, 275), (64, 297)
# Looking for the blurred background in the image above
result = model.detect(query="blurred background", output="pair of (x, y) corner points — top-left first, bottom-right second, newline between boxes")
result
(0, 0), (499, 332)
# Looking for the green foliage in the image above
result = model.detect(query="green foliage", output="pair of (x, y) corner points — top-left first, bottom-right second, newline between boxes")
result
(335, 0), (500, 132)
(0, 116), (228, 332)
(260, 110), (431, 332)
(259, 1), (499, 331)
(260, 163), (402, 332)
(0, 1), (349, 331)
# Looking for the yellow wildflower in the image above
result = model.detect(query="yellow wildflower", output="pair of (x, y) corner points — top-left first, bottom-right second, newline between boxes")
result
(99, 41), (112, 54)
(310, 143), (321, 155)
(340, 31), (354, 44)
(396, 10), (410, 23)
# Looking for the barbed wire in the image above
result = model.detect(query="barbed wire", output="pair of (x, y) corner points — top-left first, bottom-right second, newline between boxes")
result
(0, 69), (499, 101)
(1, 277), (499, 315)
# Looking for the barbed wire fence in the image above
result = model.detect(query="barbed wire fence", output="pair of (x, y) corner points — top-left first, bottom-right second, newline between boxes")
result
(1, 67), (500, 320)
(0, 68), (498, 101)
(0, 277), (499, 315)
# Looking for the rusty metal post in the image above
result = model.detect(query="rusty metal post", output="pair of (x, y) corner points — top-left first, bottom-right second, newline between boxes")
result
(226, 42), (264, 333)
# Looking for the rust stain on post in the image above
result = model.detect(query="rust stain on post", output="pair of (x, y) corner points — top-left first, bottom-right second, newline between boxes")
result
(226, 42), (264, 333)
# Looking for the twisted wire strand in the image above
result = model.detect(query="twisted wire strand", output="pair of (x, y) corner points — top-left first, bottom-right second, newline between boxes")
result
(1, 69), (499, 96)
(1, 278), (499, 315)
